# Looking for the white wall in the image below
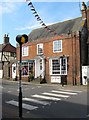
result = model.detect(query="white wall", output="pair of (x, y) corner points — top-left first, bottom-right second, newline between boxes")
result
(12, 63), (16, 79)
(0, 70), (3, 78)
(82, 66), (88, 85)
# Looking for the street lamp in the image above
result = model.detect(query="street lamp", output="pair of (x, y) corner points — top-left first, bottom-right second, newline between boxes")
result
(16, 34), (28, 118)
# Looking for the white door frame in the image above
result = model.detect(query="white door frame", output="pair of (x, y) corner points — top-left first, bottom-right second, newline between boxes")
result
(12, 63), (16, 79)
(35, 58), (45, 79)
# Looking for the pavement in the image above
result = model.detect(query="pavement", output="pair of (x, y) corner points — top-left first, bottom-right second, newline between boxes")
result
(1, 78), (88, 91)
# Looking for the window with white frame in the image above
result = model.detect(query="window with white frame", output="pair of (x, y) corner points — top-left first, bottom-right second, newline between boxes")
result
(21, 62), (33, 76)
(22, 46), (28, 56)
(53, 40), (62, 53)
(37, 43), (43, 55)
(50, 57), (67, 75)
(61, 57), (67, 75)
(52, 59), (60, 74)
(21, 62), (28, 76)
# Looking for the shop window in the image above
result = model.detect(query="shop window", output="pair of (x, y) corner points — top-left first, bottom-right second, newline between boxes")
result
(52, 59), (60, 74)
(22, 62), (28, 76)
(50, 57), (67, 75)
(21, 62), (33, 76)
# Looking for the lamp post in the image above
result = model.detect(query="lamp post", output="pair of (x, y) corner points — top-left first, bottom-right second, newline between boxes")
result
(16, 34), (28, 118)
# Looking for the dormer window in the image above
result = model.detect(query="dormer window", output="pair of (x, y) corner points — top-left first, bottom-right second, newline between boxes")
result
(37, 43), (43, 55)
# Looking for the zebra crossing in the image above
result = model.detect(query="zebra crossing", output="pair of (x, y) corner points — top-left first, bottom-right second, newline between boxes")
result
(23, 97), (50, 105)
(6, 100), (38, 110)
(5, 88), (82, 111)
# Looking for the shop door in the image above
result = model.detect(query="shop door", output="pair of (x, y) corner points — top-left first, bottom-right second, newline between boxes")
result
(12, 64), (16, 79)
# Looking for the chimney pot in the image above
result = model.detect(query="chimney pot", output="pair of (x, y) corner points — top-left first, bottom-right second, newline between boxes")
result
(4, 34), (9, 44)
(81, 2), (87, 11)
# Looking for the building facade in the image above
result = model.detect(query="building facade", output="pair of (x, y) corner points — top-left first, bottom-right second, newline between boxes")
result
(0, 34), (16, 79)
(16, 2), (89, 85)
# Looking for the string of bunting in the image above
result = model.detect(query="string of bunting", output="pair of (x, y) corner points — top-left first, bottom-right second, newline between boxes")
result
(26, 0), (57, 36)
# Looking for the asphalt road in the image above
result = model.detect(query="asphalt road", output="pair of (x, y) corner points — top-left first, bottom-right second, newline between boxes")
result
(1, 79), (89, 119)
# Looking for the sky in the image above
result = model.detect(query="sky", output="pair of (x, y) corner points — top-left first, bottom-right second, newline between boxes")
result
(0, 0), (88, 46)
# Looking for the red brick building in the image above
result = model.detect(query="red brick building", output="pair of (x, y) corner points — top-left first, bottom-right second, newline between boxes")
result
(16, 2), (89, 85)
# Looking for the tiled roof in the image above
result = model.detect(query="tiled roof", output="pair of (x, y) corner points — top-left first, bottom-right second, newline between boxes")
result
(28, 17), (82, 41)
(0, 43), (16, 53)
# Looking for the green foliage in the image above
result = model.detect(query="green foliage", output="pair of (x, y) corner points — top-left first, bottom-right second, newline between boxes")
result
(28, 73), (34, 82)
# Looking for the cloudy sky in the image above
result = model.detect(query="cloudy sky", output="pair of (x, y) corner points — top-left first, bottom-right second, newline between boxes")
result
(0, 0), (88, 46)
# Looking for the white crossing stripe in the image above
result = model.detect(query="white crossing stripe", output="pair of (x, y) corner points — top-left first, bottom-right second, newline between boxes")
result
(32, 94), (61, 101)
(59, 89), (82, 93)
(7, 91), (11, 93)
(51, 90), (77, 95)
(0, 86), (3, 88)
(6, 100), (38, 110)
(23, 97), (50, 105)
(37, 86), (41, 88)
(6, 100), (18, 107)
(42, 92), (69, 98)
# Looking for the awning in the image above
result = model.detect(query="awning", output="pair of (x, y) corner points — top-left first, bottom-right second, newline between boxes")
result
(17, 60), (34, 63)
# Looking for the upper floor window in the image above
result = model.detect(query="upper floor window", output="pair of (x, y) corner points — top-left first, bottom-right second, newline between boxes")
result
(53, 40), (62, 53)
(22, 46), (28, 56)
(37, 43), (43, 55)
(11, 52), (16, 57)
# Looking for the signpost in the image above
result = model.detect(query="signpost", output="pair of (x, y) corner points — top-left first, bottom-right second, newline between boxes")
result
(16, 34), (28, 118)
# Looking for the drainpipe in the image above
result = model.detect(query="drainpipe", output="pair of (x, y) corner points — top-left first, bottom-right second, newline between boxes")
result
(74, 32), (77, 85)
(79, 31), (82, 85)
(71, 33), (74, 85)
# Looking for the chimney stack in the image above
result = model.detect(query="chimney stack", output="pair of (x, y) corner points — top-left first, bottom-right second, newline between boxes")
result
(81, 2), (87, 20)
(4, 34), (9, 44)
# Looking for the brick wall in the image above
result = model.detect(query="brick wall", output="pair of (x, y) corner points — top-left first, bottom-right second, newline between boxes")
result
(16, 34), (81, 84)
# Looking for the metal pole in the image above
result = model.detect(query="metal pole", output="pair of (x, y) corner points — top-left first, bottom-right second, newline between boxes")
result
(19, 44), (22, 118)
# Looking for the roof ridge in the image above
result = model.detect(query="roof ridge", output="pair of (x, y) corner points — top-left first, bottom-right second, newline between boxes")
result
(31, 17), (82, 32)
(28, 16), (82, 41)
